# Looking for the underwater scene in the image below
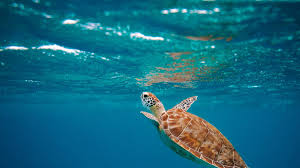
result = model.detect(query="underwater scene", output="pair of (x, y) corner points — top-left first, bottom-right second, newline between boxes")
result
(0, 0), (299, 168)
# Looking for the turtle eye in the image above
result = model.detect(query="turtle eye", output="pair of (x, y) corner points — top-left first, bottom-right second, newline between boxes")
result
(144, 95), (148, 98)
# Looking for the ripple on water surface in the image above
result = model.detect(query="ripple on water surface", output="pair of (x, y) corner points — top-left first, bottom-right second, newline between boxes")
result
(0, 1), (299, 104)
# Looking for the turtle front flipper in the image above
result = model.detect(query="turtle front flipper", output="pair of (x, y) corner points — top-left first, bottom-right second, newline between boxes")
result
(172, 96), (198, 111)
(140, 111), (159, 123)
(140, 111), (160, 127)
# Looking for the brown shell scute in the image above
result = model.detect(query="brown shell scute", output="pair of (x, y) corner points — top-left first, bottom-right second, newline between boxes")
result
(160, 113), (168, 121)
(165, 110), (191, 137)
(199, 132), (223, 160)
(161, 109), (247, 168)
(178, 119), (208, 150)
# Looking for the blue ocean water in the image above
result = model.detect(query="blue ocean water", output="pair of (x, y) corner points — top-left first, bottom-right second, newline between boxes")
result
(0, 0), (299, 167)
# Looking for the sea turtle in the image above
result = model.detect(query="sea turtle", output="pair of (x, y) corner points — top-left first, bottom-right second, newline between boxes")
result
(140, 92), (247, 168)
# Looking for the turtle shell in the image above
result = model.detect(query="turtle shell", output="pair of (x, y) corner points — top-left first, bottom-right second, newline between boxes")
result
(159, 108), (247, 168)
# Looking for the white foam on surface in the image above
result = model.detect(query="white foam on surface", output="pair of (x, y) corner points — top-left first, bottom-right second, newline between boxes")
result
(62, 19), (79, 25)
(170, 8), (179, 13)
(80, 22), (101, 30)
(37, 44), (82, 55)
(4, 46), (29, 50)
(100, 57), (110, 61)
(161, 10), (168, 14)
(214, 8), (220, 12)
(130, 32), (164, 41)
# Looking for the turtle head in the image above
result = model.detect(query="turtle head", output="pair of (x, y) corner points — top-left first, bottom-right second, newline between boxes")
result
(141, 92), (165, 116)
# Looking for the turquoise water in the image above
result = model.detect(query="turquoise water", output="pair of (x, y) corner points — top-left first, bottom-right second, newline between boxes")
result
(0, 0), (299, 167)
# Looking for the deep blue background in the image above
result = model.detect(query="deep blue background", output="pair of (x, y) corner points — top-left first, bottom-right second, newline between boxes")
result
(0, 99), (299, 168)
